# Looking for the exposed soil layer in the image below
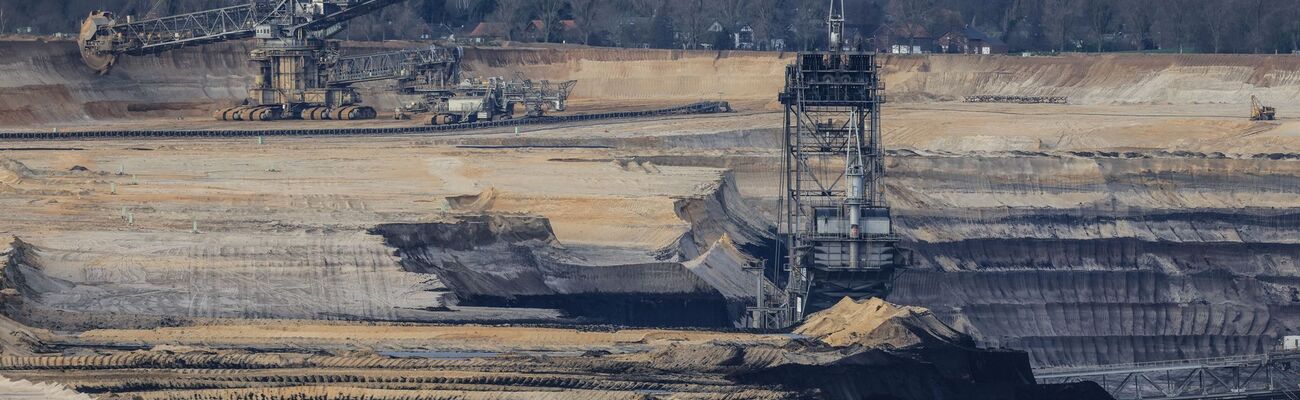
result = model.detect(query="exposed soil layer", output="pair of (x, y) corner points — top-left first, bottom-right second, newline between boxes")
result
(5, 39), (1300, 379)
(13, 40), (1300, 128)
(369, 215), (735, 327)
(636, 149), (1300, 367)
(0, 298), (1108, 400)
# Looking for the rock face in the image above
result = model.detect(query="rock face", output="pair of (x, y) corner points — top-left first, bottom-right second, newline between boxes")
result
(637, 150), (1300, 369)
(370, 214), (766, 327)
(0, 232), (450, 330)
(884, 153), (1300, 367)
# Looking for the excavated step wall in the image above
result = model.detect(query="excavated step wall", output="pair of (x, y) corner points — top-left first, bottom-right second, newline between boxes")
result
(620, 147), (1300, 368)
(465, 48), (1300, 106)
(884, 154), (1300, 368)
(0, 40), (251, 126)
(369, 215), (745, 327)
(11, 41), (1300, 126)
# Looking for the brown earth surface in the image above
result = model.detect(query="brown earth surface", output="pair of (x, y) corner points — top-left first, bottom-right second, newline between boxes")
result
(5, 39), (1300, 398)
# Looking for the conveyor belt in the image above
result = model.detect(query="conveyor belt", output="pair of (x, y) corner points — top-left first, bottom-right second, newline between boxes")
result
(0, 102), (732, 141)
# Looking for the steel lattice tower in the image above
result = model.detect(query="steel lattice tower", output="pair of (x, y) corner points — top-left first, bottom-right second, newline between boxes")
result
(776, 0), (903, 322)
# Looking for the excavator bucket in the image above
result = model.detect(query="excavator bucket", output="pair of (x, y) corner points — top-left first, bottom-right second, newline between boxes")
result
(79, 11), (120, 74)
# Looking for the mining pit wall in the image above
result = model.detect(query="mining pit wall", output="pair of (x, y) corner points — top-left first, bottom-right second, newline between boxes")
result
(630, 147), (1300, 368)
(6, 40), (1300, 369)
(9, 40), (1300, 126)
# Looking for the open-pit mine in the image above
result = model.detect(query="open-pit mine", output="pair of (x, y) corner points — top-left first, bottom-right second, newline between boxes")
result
(3, 2), (1300, 400)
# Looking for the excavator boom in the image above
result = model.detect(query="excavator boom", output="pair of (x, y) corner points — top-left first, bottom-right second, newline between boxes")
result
(80, 3), (271, 73)
(79, 0), (408, 74)
(327, 46), (460, 86)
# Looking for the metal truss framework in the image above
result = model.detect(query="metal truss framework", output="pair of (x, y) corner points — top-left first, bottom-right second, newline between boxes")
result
(1037, 352), (1300, 400)
(93, 3), (268, 55)
(327, 46), (461, 86)
(777, 50), (900, 322)
(86, 0), (409, 56)
(496, 78), (579, 113)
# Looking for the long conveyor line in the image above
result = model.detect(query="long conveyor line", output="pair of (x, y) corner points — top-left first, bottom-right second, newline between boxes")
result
(0, 101), (733, 141)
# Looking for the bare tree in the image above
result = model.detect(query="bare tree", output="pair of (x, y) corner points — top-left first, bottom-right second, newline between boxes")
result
(999, 0), (1026, 43)
(1152, 0), (1195, 52)
(570, 0), (607, 45)
(537, 0), (566, 43)
(1202, 0), (1236, 53)
(672, 0), (712, 48)
(0, 8), (7, 36)
(624, 0), (666, 16)
(717, 0), (750, 32)
(1119, 0), (1152, 50)
(1283, 1), (1300, 52)
(887, 0), (938, 50)
(748, 0), (779, 49)
(1041, 0), (1075, 52)
(1240, 0), (1272, 53)
(791, 1), (824, 51)
(1084, 0), (1113, 52)
(490, 0), (530, 41)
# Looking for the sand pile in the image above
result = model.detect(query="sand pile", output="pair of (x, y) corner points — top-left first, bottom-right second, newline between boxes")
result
(795, 297), (969, 349)
(0, 158), (35, 186)
(0, 375), (91, 400)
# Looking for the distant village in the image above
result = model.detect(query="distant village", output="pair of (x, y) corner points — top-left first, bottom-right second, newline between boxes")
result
(455, 17), (1007, 55)
(6, 0), (1299, 55)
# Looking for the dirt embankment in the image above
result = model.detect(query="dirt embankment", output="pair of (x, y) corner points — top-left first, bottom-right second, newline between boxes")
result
(0, 295), (1109, 400)
(369, 187), (777, 328)
(626, 145), (1300, 368)
(466, 48), (1300, 107)
(0, 40), (252, 127)
(9, 39), (1300, 126)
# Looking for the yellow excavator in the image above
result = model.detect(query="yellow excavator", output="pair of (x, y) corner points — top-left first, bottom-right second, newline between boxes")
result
(1251, 95), (1277, 121)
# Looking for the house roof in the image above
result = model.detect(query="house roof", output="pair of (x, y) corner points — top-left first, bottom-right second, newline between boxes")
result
(947, 26), (1006, 46)
(468, 22), (509, 38)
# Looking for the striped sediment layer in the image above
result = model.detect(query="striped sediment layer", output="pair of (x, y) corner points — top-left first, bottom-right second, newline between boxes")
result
(11, 40), (1300, 126)
(883, 154), (1300, 368)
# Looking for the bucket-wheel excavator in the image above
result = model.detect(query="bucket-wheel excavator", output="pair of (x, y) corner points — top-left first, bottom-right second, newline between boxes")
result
(78, 0), (456, 122)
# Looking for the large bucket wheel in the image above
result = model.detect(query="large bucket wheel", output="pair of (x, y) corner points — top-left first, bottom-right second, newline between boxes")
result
(79, 11), (120, 74)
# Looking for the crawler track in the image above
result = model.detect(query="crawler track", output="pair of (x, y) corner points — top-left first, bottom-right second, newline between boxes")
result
(0, 102), (733, 141)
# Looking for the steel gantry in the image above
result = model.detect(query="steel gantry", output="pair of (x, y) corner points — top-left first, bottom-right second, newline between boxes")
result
(325, 46), (460, 86)
(1036, 352), (1300, 400)
(767, 0), (906, 326)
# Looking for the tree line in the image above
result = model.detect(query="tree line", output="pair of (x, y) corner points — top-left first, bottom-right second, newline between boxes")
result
(5, 0), (1300, 54)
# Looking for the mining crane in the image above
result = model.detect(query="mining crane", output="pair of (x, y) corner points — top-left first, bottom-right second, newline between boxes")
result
(1252, 95), (1277, 121)
(78, 0), (420, 122)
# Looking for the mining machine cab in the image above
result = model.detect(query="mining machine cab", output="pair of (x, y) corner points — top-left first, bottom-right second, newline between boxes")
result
(418, 78), (504, 125)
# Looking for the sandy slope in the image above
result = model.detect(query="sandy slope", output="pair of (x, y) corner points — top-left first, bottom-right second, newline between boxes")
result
(0, 375), (92, 400)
